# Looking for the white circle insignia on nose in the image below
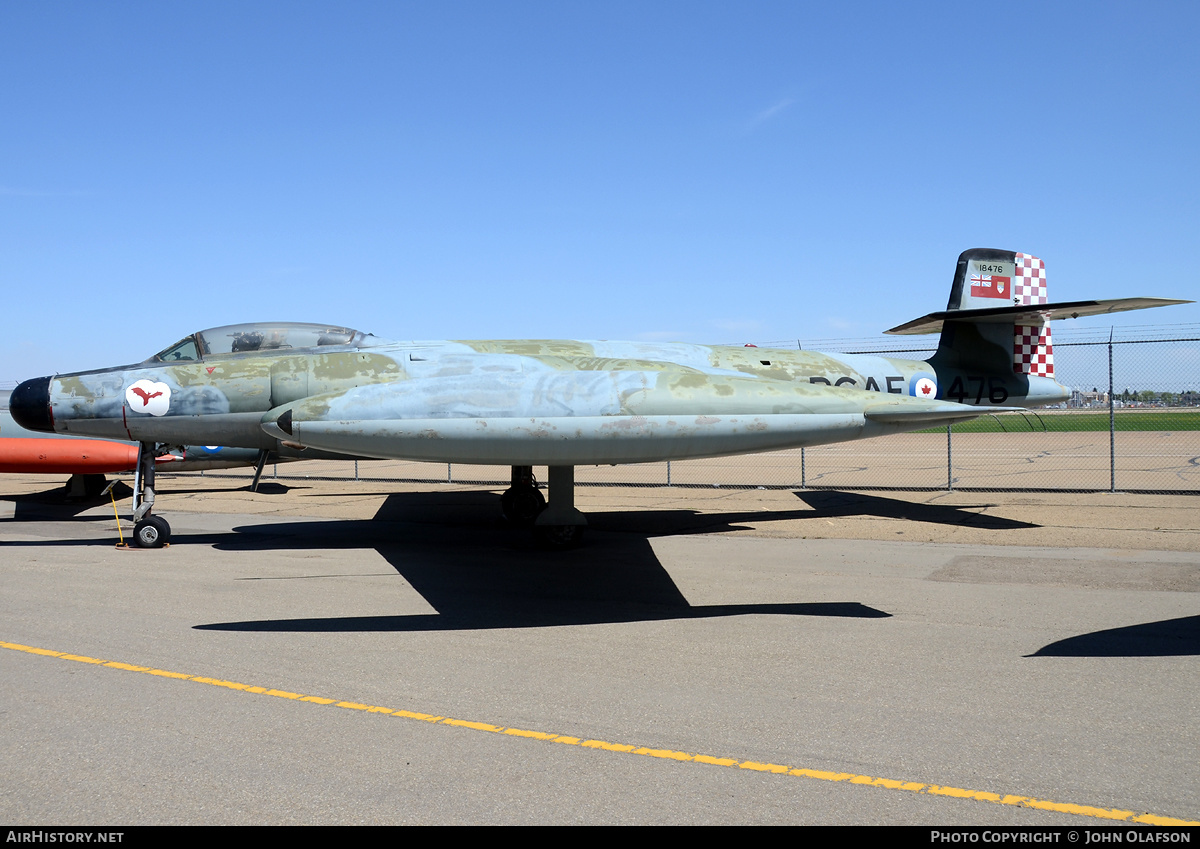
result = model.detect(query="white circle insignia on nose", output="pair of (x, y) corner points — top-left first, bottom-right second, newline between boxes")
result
(125, 379), (172, 416)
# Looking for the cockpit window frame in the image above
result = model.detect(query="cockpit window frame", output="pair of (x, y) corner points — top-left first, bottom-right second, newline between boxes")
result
(151, 322), (368, 363)
(154, 337), (202, 363)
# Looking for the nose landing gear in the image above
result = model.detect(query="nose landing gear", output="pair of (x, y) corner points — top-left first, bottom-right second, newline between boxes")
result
(130, 442), (171, 548)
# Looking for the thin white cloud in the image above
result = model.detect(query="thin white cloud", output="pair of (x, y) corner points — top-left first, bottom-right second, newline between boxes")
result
(746, 97), (797, 131)
(754, 98), (795, 122)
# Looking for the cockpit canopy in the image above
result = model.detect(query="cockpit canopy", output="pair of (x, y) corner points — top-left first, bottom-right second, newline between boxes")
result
(153, 322), (376, 363)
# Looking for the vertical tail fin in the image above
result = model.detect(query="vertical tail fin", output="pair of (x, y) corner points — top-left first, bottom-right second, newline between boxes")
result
(939, 248), (1053, 377)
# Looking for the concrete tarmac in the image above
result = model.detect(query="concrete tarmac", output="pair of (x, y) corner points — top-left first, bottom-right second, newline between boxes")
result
(1, 474), (1197, 825)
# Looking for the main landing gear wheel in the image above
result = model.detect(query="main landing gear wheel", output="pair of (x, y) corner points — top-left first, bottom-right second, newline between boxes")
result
(133, 515), (171, 549)
(502, 465), (546, 526)
(500, 486), (546, 526)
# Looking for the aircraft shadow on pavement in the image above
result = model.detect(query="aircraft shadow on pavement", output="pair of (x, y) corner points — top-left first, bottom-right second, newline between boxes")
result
(1027, 615), (1200, 658)
(0, 481), (134, 521)
(793, 490), (1041, 530)
(0, 480), (298, 523)
(194, 491), (890, 632)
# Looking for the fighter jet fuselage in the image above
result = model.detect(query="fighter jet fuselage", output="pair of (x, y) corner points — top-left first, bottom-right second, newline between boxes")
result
(8, 249), (1187, 547)
(10, 331), (1057, 466)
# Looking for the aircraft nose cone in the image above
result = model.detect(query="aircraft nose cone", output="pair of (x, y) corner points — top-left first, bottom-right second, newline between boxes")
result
(9, 376), (54, 432)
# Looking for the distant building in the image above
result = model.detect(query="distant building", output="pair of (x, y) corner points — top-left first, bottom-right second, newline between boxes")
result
(1068, 389), (1109, 408)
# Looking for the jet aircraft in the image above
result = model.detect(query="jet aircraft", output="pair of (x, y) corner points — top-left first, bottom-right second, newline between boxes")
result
(9, 249), (1187, 548)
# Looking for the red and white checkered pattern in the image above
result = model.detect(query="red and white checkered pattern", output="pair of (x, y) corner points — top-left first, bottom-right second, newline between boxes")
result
(1013, 252), (1047, 305)
(1014, 324), (1054, 377)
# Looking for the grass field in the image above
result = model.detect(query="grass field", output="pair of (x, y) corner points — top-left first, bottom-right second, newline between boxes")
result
(922, 409), (1200, 433)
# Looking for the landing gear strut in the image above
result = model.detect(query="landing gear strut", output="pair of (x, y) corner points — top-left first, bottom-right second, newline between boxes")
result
(249, 448), (270, 492)
(501, 465), (586, 548)
(130, 442), (171, 548)
(533, 465), (586, 549)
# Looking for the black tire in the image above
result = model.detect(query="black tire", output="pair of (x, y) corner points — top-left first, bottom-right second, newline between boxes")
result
(133, 516), (171, 548)
(500, 486), (546, 526)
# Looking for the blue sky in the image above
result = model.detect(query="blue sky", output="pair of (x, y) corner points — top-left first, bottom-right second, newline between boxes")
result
(2, 1), (1197, 384)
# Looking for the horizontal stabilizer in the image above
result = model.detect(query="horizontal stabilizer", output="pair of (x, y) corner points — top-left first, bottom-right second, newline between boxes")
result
(863, 402), (1020, 425)
(886, 298), (1191, 336)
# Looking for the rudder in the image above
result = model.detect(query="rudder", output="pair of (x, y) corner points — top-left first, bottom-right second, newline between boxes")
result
(1012, 252), (1053, 378)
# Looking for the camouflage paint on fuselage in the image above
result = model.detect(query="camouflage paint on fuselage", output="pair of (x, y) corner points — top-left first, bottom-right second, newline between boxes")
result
(460, 339), (1066, 407)
(16, 321), (1055, 467)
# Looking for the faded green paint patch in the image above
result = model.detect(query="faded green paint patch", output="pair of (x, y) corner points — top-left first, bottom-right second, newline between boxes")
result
(668, 373), (716, 390)
(709, 346), (872, 384)
(462, 340), (599, 359)
(625, 374), (876, 418)
(528, 356), (700, 374)
(878, 357), (933, 383)
(56, 376), (100, 398)
(310, 352), (403, 382)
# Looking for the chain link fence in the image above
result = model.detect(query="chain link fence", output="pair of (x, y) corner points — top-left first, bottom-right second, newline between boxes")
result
(183, 326), (1200, 494)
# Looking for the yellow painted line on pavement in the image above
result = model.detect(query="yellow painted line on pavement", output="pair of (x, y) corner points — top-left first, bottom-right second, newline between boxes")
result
(4, 638), (1196, 826)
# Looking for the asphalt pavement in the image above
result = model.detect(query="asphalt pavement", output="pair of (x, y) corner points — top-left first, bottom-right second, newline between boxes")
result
(1, 476), (1197, 825)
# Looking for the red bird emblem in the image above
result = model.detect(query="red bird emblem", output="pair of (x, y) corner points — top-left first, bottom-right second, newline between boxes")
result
(130, 387), (164, 406)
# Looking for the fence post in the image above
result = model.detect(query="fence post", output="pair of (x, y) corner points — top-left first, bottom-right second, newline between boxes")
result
(354, 460), (359, 482)
(800, 447), (806, 489)
(447, 463), (453, 483)
(666, 460), (671, 486)
(947, 425), (953, 491)
(1109, 329), (1116, 492)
